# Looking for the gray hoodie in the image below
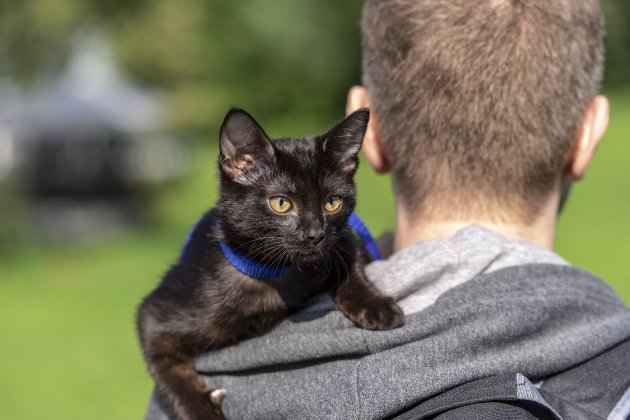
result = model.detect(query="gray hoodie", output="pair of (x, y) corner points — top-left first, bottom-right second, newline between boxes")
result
(145, 226), (630, 419)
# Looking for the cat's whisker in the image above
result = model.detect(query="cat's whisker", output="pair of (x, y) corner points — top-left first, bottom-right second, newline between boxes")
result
(329, 249), (341, 281)
(246, 241), (283, 260)
(281, 250), (293, 269)
(244, 239), (287, 262)
(232, 236), (283, 254)
(244, 236), (282, 248)
(289, 253), (297, 269)
(255, 248), (288, 268)
(333, 238), (354, 257)
(265, 247), (290, 272)
(331, 248), (350, 282)
(319, 250), (332, 277)
(277, 250), (293, 272)
(268, 248), (286, 268)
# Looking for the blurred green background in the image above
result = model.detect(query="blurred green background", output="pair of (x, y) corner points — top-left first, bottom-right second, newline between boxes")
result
(0, 1), (628, 419)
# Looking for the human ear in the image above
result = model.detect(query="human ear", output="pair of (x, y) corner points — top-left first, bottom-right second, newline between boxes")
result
(346, 86), (392, 174)
(568, 95), (609, 180)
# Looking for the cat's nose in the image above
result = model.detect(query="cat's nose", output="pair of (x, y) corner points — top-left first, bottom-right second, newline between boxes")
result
(307, 231), (325, 245)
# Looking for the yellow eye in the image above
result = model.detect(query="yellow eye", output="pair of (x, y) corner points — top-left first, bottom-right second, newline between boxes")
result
(269, 196), (292, 213)
(324, 196), (342, 212)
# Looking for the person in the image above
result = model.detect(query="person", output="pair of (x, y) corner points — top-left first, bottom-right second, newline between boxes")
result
(146, 0), (630, 418)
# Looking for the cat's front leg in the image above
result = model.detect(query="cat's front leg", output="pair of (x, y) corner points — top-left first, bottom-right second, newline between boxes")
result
(152, 356), (225, 420)
(334, 258), (405, 331)
(140, 329), (226, 420)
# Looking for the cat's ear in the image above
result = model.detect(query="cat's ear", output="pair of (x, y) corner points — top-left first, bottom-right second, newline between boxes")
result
(322, 108), (369, 173)
(219, 108), (275, 183)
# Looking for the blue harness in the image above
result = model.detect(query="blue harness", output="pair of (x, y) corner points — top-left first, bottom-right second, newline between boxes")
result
(184, 212), (382, 280)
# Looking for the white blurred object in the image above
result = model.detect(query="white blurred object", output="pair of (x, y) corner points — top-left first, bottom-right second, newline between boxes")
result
(0, 25), (195, 241)
(60, 25), (171, 133)
(0, 122), (14, 180)
(0, 24), (192, 190)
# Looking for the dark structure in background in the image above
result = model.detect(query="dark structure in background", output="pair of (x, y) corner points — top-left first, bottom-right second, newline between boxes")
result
(0, 0), (627, 243)
(0, 30), (191, 241)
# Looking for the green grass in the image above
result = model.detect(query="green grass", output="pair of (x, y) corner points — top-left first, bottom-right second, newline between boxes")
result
(555, 89), (630, 298)
(0, 90), (628, 420)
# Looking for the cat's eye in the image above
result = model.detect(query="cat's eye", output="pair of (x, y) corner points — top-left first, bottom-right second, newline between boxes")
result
(269, 196), (292, 213)
(324, 196), (342, 213)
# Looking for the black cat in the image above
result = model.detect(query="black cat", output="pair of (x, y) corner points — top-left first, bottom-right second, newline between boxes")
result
(137, 108), (405, 420)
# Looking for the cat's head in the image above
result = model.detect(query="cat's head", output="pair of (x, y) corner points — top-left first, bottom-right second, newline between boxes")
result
(217, 108), (369, 266)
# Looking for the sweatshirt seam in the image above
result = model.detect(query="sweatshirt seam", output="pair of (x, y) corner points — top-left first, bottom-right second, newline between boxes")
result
(355, 356), (361, 420)
(540, 388), (606, 419)
(355, 329), (371, 420)
(437, 287), (626, 315)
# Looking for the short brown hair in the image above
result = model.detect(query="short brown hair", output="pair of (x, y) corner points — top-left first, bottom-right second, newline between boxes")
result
(362, 0), (604, 220)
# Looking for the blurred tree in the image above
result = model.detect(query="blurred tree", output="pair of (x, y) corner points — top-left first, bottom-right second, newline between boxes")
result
(113, 0), (364, 134)
(602, 0), (630, 88)
(0, 0), (363, 137)
(0, 0), (627, 135)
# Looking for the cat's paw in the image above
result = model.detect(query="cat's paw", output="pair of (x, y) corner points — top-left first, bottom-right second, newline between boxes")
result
(175, 391), (226, 420)
(208, 388), (227, 420)
(345, 296), (405, 331)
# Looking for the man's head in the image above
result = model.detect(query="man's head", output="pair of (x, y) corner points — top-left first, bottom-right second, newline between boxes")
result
(351, 0), (609, 224)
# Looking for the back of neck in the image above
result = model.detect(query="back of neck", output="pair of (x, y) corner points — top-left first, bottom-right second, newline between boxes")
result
(393, 196), (559, 252)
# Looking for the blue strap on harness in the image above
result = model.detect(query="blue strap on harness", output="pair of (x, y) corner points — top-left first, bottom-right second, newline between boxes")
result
(218, 240), (291, 279)
(184, 211), (381, 279)
(348, 212), (382, 261)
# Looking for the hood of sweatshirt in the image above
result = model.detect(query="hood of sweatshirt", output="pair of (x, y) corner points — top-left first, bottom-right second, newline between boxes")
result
(148, 227), (630, 420)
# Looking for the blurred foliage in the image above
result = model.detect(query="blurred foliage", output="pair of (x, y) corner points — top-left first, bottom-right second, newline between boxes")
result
(0, 0), (364, 134)
(2, 0), (626, 133)
(602, 0), (630, 87)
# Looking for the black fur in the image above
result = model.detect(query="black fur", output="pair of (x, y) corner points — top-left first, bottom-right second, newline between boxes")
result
(137, 108), (405, 420)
